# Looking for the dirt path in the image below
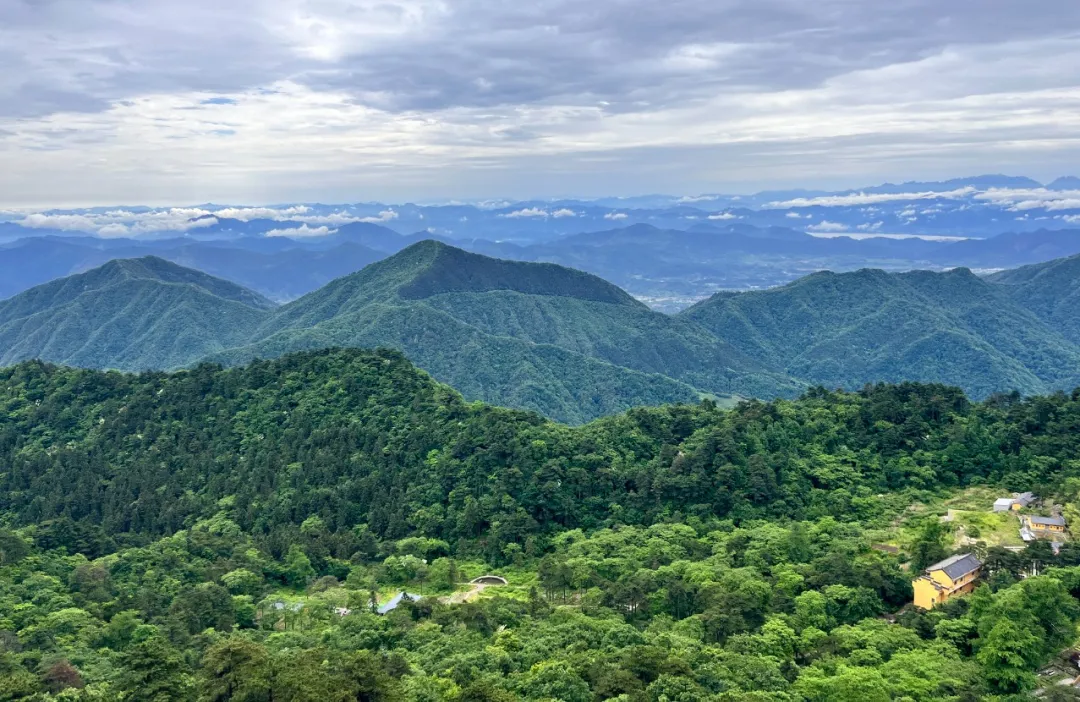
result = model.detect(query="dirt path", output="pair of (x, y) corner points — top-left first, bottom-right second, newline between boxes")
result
(443, 582), (490, 604)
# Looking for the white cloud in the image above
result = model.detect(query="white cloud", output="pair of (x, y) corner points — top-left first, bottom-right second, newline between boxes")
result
(707, 212), (738, 220)
(1011, 198), (1080, 211)
(604, 212), (628, 220)
(19, 213), (101, 231)
(807, 220), (848, 232)
(1062, 214), (1080, 224)
(767, 187), (975, 209)
(784, 211), (803, 218)
(857, 220), (884, 231)
(975, 187), (1080, 204)
(677, 194), (720, 203)
(500, 207), (549, 218)
(18, 208), (222, 235)
(3, 12), (1080, 205)
(551, 208), (577, 218)
(265, 224), (338, 237)
(95, 223), (131, 237)
(357, 209), (399, 223)
(212, 205), (312, 221)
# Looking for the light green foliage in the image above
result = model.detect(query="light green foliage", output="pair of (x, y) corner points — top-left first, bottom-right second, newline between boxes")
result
(2, 351), (1080, 698)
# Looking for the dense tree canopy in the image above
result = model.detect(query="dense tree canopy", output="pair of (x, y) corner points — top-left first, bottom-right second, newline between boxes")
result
(5, 349), (1080, 699)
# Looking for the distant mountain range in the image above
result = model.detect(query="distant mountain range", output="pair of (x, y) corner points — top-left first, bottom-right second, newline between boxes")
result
(4, 222), (1080, 312)
(3, 173), (1080, 310)
(3, 242), (1080, 423)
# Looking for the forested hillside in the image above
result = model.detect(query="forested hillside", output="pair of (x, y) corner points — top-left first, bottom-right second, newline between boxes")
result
(5, 350), (1080, 698)
(8, 245), (1080, 425)
(226, 240), (801, 412)
(682, 266), (1080, 398)
(988, 253), (1080, 346)
(0, 257), (275, 371)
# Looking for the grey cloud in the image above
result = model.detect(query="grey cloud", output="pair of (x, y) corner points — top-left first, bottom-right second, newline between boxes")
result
(1, 0), (1078, 119)
(304, 0), (1080, 111)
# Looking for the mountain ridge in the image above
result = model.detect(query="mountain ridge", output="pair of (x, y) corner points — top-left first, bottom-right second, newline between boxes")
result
(5, 243), (1080, 423)
(0, 256), (276, 371)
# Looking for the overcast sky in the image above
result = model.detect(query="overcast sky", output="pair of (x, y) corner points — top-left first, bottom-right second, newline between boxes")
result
(1, 0), (1078, 206)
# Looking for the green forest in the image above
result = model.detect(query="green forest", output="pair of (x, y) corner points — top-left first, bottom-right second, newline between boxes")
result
(9, 245), (1080, 426)
(5, 349), (1080, 699)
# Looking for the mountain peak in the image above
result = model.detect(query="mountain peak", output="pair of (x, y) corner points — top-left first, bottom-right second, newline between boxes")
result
(86, 256), (276, 309)
(388, 240), (644, 306)
(1048, 176), (1080, 190)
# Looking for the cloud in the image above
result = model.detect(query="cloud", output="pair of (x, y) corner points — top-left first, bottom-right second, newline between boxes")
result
(19, 213), (100, 231)
(2, 1), (1080, 204)
(678, 194), (720, 203)
(213, 205), (312, 221)
(604, 212), (629, 220)
(500, 207), (549, 218)
(767, 187), (976, 209)
(1062, 215), (1080, 224)
(1013, 198), (1080, 211)
(707, 212), (738, 220)
(807, 220), (848, 232)
(265, 224), (337, 237)
(551, 208), (577, 218)
(975, 188), (1080, 210)
(19, 208), (219, 235)
(357, 209), (399, 223)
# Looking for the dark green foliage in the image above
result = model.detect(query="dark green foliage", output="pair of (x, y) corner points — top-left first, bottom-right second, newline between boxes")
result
(683, 266), (1080, 398)
(215, 240), (799, 422)
(2, 348), (1080, 559)
(0, 256), (275, 371)
(11, 244), (1080, 425)
(988, 252), (1080, 345)
(397, 240), (641, 305)
(5, 352), (1080, 697)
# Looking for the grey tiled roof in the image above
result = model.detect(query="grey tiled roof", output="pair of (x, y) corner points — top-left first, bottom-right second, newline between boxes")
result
(377, 591), (422, 614)
(925, 553), (981, 580)
(1029, 515), (1066, 527)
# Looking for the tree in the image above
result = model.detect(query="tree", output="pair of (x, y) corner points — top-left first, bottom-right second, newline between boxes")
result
(517, 662), (591, 702)
(284, 545), (316, 588)
(975, 616), (1039, 694)
(794, 664), (890, 702)
(41, 659), (84, 694)
(199, 637), (271, 702)
(115, 633), (195, 702)
(221, 569), (264, 597)
(0, 530), (29, 566)
(909, 521), (949, 573)
(0, 652), (40, 701)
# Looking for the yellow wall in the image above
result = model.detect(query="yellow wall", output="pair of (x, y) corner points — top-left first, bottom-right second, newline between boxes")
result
(913, 578), (942, 610)
(1011, 503), (1022, 511)
(914, 568), (980, 610)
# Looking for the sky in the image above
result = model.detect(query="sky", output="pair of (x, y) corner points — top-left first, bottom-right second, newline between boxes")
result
(1, 0), (1079, 207)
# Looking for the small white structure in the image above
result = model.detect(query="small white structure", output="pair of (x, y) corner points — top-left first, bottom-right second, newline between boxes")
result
(377, 591), (422, 615)
(993, 498), (1016, 512)
(994, 492), (1037, 512)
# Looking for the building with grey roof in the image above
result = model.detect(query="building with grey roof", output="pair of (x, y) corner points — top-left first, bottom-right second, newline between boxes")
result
(924, 553), (982, 580)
